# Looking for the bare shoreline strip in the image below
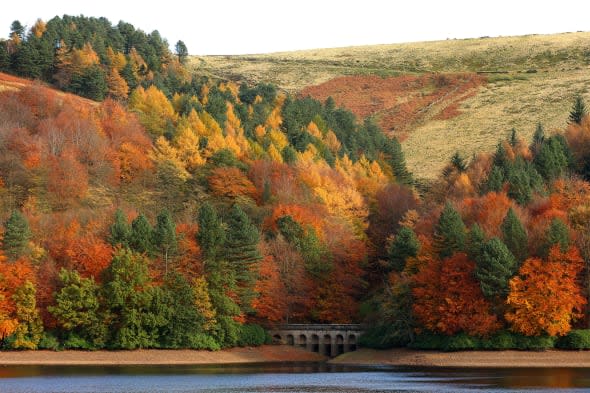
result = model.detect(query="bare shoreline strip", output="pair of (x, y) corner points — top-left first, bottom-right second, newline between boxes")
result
(0, 346), (326, 366)
(329, 348), (590, 368)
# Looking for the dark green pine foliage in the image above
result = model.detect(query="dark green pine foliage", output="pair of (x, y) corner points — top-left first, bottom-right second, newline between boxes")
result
(450, 152), (467, 173)
(196, 202), (226, 261)
(475, 237), (518, 300)
(466, 224), (486, 261)
(0, 42), (10, 71)
(387, 227), (420, 273)
(507, 157), (543, 205)
(281, 146), (297, 164)
(68, 64), (108, 101)
(509, 128), (518, 147)
(483, 165), (504, 194)
(534, 136), (569, 181)
(129, 214), (153, 255)
(433, 202), (466, 259)
(2, 210), (31, 261)
(387, 138), (413, 186)
(175, 40), (188, 64)
(569, 95), (587, 125)
(543, 218), (570, 256)
(530, 122), (545, 155)
(223, 205), (262, 313)
(108, 209), (130, 247)
(153, 210), (177, 274)
(500, 208), (528, 262)
(493, 143), (510, 171)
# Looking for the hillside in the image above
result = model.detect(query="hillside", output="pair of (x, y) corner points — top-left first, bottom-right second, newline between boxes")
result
(193, 32), (590, 178)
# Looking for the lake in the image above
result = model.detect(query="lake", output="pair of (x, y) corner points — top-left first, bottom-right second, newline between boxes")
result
(0, 363), (589, 392)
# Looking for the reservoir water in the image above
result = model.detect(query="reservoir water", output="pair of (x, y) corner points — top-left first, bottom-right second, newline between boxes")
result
(0, 363), (589, 392)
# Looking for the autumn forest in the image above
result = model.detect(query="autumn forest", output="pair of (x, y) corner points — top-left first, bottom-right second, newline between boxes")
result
(1, 16), (590, 352)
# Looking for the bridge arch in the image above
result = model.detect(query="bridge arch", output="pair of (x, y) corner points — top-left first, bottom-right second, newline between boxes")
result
(268, 324), (363, 357)
(298, 334), (307, 349)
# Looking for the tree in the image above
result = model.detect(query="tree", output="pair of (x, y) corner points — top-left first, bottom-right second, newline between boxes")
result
(483, 165), (504, 194)
(11, 281), (43, 349)
(433, 202), (466, 259)
(223, 205), (262, 313)
(387, 138), (412, 185)
(48, 269), (104, 347)
(106, 67), (129, 100)
(252, 255), (288, 322)
(501, 208), (528, 262)
(569, 95), (587, 125)
(450, 151), (467, 173)
(531, 122), (545, 154)
(387, 227), (420, 273)
(68, 64), (108, 101)
(474, 237), (518, 301)
(466, 224), (486, 261)
(153, 210), (177, 274)
(543, 218), (570, 257)
(506, 246), (586, 336)
(10, 21), (25, 41)
(534, 136), (569, 180)
(197, 203), (225, 261)
(2, 210), (31, 261)
(108, 209), (130, 247)
(175, 40), (188, 64)
(129, 214), (153, 255)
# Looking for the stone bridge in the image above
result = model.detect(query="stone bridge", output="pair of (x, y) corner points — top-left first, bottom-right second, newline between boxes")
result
(268, 324), (363, 357)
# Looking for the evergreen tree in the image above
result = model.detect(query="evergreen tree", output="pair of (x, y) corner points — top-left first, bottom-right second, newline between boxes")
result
(0, 42), (9, 71)
(387, 227), (420, 272)
(2, 210), (31, 261)
(534, 136), (569, 180)
(531, 122), (545, 155)
(433, 202), (466, 259)
(281, 146), (297, 164)
(543, 218), (570, 256)
(11, 281), (43, 349)
(108, 209), (130, 247)
(153, 209), (177, 274)
(197, 203), (226, 261)
(175, 40), (188, 64)
(509, 128), (518, 147)
(500, 208), (528, 262)
(129, 214), (153, 255)
(493, 143), (509, 171)
(466, 224), (486, 261)
(475, 237), (517, 300)
(483, 165), (504, 194)
(223, 205), (262, 313)
(68, 64), (108, 101)
(450, 151), (467, 173)
(10, 20), (25, 40)
(568, 95), (587, 125)
(388, 138), (413, 185)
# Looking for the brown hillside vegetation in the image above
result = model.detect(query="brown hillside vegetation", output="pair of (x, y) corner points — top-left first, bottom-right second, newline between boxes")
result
(300, 73), (485, 139)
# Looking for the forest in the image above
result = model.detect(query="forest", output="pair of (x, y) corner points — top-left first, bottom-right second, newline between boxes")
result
(1, 16), (590, 351)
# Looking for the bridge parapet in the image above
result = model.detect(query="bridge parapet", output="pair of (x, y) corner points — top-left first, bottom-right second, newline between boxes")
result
(268, 324), (363, 357)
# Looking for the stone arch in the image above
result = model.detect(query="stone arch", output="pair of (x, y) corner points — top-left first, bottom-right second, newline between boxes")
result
(298, 334), (307, 349)
(335, 334), (345, 356)
(272, 334), (282, 344)
(286, 334), (294, 345)
(348, 334), (357, 351)
(311, 334), (320, 353)
(323, 334), (332, 356)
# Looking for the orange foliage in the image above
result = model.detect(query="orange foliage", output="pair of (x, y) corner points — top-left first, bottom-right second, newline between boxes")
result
(207, 167), (258, 201)
(266, 204), (326, 238)
(252, 255), (288, 323)
(460, 192), (513, 238)
(412, 253), (500, 336)
(46, 151), (89, 208)
(506, 246), (586, 336)
(175, 223), (204, 278)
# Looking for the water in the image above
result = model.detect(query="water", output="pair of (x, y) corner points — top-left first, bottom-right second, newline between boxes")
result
(0, 363), (589, 392)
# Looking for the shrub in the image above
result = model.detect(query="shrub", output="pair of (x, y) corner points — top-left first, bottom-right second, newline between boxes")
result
(188, 333), (220, 351)
(443, 333), (479, 352)
(408, 332), (447, 350)
(38, 332), (60, 351)
(556, 330), (590, 350)
(62, 334), (95, 350)
(479, 331), (516, 350)
(514, 334), (556, 350)
(237, 324), (267, 347)
(359, 324), (409, 349)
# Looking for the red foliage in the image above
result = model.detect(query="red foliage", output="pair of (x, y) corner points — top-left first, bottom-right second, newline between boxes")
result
(459, 192), (514, 238)
(207, 167), (258, 201)
(252, 255), (288, 323)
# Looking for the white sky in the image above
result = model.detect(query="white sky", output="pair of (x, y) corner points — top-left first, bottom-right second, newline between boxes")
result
(2, 0), (589, 55)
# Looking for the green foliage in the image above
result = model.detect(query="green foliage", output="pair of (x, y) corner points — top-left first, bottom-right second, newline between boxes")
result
(443, 333), (478, 352)
(188, 333), (220, 350)
(475, 237), (517, 299)
(281, 145), (297, 164)
(507, 157), (542, 205)
(478, 331), (516, 350)
(513, 334), (556, 350)
(236, 324), (267, 347)
(68, 65), (108, 101)
(387, 227), (420, 272)
(197, 203), (226, 261)
(2, 210), (31, 261)
(543, 218), (570, 256)
(433, 202), (466, 259)
(130, 214), (154, 255)
(408, 332), (448, 350)
(153, 210), (177, 273)
(175, 40), (188, 64)
(359, 324), (408, 349)
(568, 95), (587, 125)
(482, 165), (504, 193)
(466, 224), (486, 261)
(108, 209), (130, 247)
(450, 151), (467, 173)
(37, 332), (60, 350)
(387, 138), (413, 185)
(500, 208), (528, 262)
(534, 136), (570, 180)
(556, 330), (590, 349)
(11, 281), (43, 349)
(48, 269), (105, 348)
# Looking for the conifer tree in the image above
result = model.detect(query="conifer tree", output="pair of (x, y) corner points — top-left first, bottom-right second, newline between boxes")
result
(466, 224), (486, 261)
(108, 209), (130, 247)
(475, 237), (517, 300)
(501, 208), (528, 262)
(543, 218), (570, 256)
(387, 227), (420, 272)
(2, 210), (31, 261)
(153, 210), (177, 274)
(569, 95), (587, 125)
(433, 202), (466, 259)
(531, 122), (545, 155)
(450, 151), (467, 173)
(483, 165), (504, 194)
(388, 138), (412, 185)
(196, 203), (225, 261)
(129, 214), (153, 255)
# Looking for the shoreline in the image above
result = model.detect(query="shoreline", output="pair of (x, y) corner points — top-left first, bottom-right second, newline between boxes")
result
(329, 348), (590, 368)
(0, 345), (326, 366)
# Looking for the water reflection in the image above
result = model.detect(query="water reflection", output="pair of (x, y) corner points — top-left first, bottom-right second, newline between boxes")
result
(0, 363), (589, 392)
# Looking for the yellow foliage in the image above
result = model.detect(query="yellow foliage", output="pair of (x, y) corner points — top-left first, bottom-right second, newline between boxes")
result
(200, 85), (210, 106)
(199, 111), (222, 136)
(267, 144), (284, 163)
(254, 125), (266, 141)
(151, 137), (189, 180)
(31, 19), (46, 38)
(106, 47), (127, 71)
(307, 121), (323, 138)
(193, 276), (217, 331)
(129, 86), (177, 137)
(324, 130), (341, 154)
(268, 129), (289, 151)
(174, 127), (205, 171)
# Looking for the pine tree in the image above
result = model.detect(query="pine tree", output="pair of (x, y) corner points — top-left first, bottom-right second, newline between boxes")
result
(483, 165), (504, 194)
(2, 210), (31, 261)
(175, 40), (188, 64)
(531, 122), (545, 155)
(387, 227), (420, 272)
(450, 151), (467, 173)
(433, 202), (466, 259)
(196, 203), (225, 261)
(501, 208), (528, 262)
(466, 224), (486, 261)
(223, 205), (262, 313)
(475, 237), (517, 300)
(509, 128), (518, 147)
(568, 95), (587, 125)
(129, 214), (153, 255)
(153, 210), (177, 274)
(108, 209), (130, 247)
(534, 136), (569, 180)
(543, 218), (570, 256)
(388, 138), (413, 185)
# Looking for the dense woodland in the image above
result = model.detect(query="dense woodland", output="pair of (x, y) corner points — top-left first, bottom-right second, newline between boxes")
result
(2, 16), (590, 351)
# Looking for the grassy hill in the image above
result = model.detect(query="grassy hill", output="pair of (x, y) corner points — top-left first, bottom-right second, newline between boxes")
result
(192, 32), (590, 179)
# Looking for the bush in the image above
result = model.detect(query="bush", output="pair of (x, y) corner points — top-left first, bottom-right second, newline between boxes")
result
(188, 333), (220, 351)
(514, 334), (556, 350)
(556, 330), (590, 350)
(479, 331), (516, 350)
(408, 332), (447, 350)
(359, 324), (409, 349)
(62, 334), (95, 350)
(237, 324), (267, 347)
(443, 333), (479, 352)
(38, 332), (60, 351)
